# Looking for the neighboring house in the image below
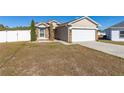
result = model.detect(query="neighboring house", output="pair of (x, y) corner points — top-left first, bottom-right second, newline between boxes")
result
(105, 21), (124, 41)
(98, 30), (106, 36)
(35, 16), (100, 43)
(97, 30), (106, 39)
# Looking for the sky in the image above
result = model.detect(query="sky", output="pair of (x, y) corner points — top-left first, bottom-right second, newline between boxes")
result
(0, 16), (124, 30)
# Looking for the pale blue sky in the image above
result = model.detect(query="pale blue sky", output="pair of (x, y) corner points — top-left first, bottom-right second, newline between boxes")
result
(0, 16), (124, 30)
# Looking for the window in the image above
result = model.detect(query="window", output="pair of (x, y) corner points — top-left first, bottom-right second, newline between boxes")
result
(40, 29), (45, 38)
(120, 31), (124, 38)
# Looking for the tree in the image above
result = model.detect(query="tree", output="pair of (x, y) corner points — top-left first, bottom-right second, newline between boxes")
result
(0, 24), (5, 31)
(30, 20), (36, 41)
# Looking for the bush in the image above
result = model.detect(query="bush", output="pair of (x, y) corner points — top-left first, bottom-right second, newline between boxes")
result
(31, 20), (36, 41)
(0, 24), (6, 31)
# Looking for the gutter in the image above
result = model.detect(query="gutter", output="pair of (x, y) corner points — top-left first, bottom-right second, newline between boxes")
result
(69, 27), (98, 30)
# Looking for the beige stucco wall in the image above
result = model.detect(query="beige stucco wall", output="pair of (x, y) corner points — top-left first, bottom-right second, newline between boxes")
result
(45, 28), (49, 38)
(36, 28), (40, 39)
(71, 18), (97, 28)
(55, 26), (69, 42)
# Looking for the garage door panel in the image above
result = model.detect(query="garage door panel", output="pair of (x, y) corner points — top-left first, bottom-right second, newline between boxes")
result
(72, 29), (95, 42)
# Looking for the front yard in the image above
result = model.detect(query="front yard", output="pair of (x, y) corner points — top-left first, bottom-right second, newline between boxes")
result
(98, 40), (124, 46)
(0, 42), (124, 76)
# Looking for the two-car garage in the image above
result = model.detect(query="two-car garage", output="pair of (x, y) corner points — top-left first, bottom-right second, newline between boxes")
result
(56, 16), (99, 43)
(71, 29), (96, 42)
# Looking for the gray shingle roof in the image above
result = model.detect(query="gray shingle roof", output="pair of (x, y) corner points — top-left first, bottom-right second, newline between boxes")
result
(110, 21), (124, 28)
(104, 20), (124, 31)
(60, 16), (100, 27)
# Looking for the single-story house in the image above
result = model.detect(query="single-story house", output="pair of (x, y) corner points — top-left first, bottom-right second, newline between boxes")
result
(105, 21), (124, 41)
(35, 16), (100, 43)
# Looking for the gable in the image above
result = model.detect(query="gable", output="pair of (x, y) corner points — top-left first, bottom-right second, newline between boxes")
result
(36, 22), (49, 28)
(71, 18), (97, 28)
(38, 24), (47, 28)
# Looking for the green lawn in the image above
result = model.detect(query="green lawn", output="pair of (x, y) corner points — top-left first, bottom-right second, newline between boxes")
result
(0, 42), (124, 76)
(98, 40), (124, 46)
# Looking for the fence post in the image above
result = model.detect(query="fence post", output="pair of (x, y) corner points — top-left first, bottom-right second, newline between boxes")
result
(6, 30), (7, 43)
(17, 31), (18, 41)
(6, 30), (7, 46)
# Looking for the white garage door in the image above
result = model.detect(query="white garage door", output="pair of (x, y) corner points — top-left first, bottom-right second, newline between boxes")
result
(72, 29), (96, 42)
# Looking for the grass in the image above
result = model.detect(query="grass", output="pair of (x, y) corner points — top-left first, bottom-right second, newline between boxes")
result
(98, 40), (124, 45)
(0, 42), (124, 76)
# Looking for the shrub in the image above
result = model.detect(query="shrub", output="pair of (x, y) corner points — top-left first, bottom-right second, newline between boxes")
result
(31, 20), (36, 41)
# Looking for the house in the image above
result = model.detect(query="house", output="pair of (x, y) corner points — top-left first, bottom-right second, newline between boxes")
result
(35, 16), (100, 43)
(105, 21), (124, 41)
(97, 30), (106, 39)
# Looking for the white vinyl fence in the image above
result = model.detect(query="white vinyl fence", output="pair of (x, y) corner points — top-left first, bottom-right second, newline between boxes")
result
(0, 30), (31, 42)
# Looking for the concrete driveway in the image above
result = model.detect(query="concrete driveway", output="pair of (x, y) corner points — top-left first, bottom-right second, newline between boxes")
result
(75, 41), (124, 58)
